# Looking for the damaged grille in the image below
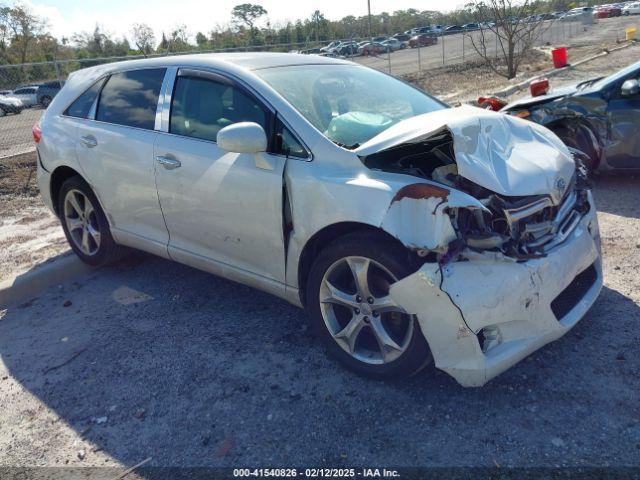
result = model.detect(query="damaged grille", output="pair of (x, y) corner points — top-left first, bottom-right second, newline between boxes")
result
(455, 178), (590, 260)
(503, 187), (586, 254)
(550, 263), (598, 320)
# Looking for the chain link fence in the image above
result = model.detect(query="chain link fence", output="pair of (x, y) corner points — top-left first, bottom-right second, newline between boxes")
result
(359, 18), (596, 76)
(0, 16), (636, 159)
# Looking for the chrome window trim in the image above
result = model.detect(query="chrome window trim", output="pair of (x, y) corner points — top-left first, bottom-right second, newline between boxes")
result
(157, 66), (178, 132)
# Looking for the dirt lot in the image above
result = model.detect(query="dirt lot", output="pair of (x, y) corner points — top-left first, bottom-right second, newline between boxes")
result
(0, 173), (638, 472)
(0, 152), (66, 282)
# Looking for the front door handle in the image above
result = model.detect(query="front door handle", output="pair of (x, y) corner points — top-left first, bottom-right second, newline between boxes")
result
(80, 135), (97, 148)
(155, 155), (181, 170)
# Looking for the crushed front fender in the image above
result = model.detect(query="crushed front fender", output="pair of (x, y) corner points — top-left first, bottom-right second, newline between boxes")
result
(389, 193), (603, 387)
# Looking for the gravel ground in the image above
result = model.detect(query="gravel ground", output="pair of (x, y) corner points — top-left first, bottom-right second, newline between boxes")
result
(0, 152), (66, 282)
(0, 175), (638, 471)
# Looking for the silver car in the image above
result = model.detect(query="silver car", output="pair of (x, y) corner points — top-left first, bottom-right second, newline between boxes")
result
(35, 53), (602, 386)
(11, 85), (38, 107)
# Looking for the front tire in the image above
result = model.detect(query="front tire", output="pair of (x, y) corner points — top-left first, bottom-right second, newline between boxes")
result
(550, 123), (599, 174)
(306, 232), (432, 379)
(58, 176), (127, 266)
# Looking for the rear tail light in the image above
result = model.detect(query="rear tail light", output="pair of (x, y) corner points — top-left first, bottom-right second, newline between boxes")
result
(32, 122), (42, 143)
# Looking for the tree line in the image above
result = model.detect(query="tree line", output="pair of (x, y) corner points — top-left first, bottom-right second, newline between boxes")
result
(0, 0), (596, 87)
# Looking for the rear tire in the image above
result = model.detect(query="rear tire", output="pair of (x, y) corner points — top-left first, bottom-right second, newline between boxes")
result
(41, 96), (52, 108)
(58, 176), (127, 266)
(306, 231), (432, 380)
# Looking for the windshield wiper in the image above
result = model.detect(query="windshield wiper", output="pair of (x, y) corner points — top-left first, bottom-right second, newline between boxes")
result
(334, 141), (360, 149)
(576, 77), (604, 90)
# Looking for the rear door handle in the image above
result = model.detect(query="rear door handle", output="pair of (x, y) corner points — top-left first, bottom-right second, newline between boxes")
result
(80, 135), (97, 148)
(155, 155), (181, 170)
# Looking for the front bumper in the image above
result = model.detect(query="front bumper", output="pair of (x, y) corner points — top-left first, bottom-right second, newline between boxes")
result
(390, 191), (602, 387)
(1, 104), (23, 114)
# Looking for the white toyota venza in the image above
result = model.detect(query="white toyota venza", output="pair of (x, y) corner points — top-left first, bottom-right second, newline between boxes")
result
(35, 53), (603, 386)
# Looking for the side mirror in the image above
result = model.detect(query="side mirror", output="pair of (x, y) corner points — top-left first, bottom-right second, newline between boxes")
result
(217, 122), (267, 154)
(621, 79), (639, 97)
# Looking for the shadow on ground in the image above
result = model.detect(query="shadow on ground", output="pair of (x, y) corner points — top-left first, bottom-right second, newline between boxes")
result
(0, 253), (638, 470)
(592, 173), (640, 219)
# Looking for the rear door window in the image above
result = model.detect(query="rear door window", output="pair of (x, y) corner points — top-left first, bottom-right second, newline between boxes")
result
(96, 68), (166, 129)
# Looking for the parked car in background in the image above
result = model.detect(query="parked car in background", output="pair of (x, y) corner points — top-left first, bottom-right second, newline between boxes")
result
(594, 4), (622, 18)
(35, 53), (602, 387)
(562, 6), (594, 20)
(622, 2), (640, 14)
(392, 33), (412, 47)
(408, 34), (438, 48)
(11, 86), (38, 107)
(444, 25), (464, 34)
(0, 95), (23, 116)
(502, 59), (640, 173)
(320, 41), (342, 53)
(380, 38), (403, 51)
(36, 80), (64, 107)
(462, 23), (481, 31)
(0, 89), (12, 96)
(357, 42), (386, 55)
(332, 42), (359, 56)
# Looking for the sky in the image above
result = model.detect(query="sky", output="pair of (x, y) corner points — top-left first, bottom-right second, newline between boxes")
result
(13, 0), (459, 43)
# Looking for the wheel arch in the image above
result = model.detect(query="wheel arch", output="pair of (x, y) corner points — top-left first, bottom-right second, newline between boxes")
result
(296, 221), (413, 307)
(49, 165), (84, 216)
(544, 117), (603, 169)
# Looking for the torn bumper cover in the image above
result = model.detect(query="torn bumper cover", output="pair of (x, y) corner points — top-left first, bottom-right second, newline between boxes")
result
(389, 191), (602, 387)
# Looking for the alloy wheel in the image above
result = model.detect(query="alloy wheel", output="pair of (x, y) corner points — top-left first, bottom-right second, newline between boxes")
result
(319, 256), (414, 365)
(63, 189), (101, 256)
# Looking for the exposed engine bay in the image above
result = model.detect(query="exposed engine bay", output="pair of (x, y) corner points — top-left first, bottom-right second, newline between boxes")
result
(361, 127), (593, 262)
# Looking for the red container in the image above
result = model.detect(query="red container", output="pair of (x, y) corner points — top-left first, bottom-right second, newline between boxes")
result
(477, 96), (507, 111)
(551, 47), (567, 68)
(530, 77), (550, 97)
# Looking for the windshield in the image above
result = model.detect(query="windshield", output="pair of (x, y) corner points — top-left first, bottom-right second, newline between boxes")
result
(591, 60), (640, 90)
(256, 64), (447, 148)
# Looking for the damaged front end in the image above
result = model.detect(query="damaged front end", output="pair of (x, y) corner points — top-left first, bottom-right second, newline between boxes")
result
(358, 107), (603, 386)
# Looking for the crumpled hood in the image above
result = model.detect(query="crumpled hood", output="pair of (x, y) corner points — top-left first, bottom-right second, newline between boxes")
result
(357, 105), (575, 203)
